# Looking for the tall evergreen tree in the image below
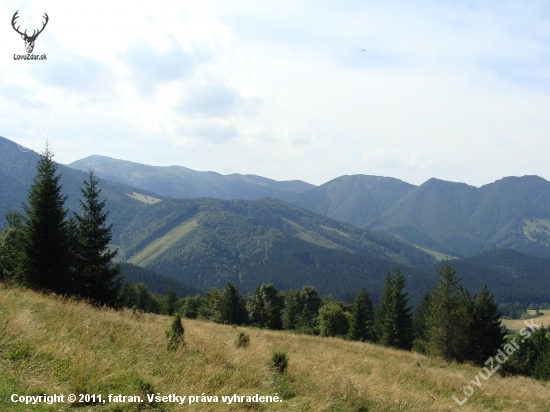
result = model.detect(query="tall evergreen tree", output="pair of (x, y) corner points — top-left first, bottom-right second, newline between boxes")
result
(19, 144), (73, 294)
(412, 289), (432, 353)
(164, 283), (179, 316)
(219, 283), (248, 325)
(426, 262), (468, 361)
(74, 169), (121, 305)
(373, 270), (393, 343)
(464, 284), (506, 364)
(296, 285), (321, 334)
(374, 268), (413, 350)
(348, 287), (375, 342)
(281, 289), (301, 330)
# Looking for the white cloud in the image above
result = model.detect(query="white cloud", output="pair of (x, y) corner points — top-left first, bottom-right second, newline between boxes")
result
(0, 0), (549, 186)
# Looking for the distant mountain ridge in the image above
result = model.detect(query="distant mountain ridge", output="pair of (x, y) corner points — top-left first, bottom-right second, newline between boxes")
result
(68, 155), (315, 201)
(289, 175), (550, 258)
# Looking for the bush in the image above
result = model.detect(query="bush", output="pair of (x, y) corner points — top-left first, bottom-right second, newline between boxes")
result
(269, 351), (288, 373)
(235, 331), (250, 348)
(165, 314), (185, 351)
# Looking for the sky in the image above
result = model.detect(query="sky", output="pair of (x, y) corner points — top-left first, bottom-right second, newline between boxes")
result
(1, 0), (550, 187)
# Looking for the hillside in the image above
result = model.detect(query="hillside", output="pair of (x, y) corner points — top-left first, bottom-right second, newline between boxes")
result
(290, 173), (550, 258)
(114, 197), (437, 302)
(68, 155), (315, 201)
(289, 174), (415, 228)
(1, 285), (548, 412)
(0, 136), (161, 239)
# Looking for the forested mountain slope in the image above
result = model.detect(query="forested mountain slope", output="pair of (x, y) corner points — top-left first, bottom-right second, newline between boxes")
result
(290, 174), (550, 257)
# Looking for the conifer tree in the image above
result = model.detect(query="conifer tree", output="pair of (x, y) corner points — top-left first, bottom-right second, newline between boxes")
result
(373, 270), (392, 343)
(426, 263), (468, 361)
(74, 169), (121, 305)
(296, 285), (321, 334)
(464, 284), (506, 364)
(219, 283), (248, 325)
(19, 144), (73, 294)
(348, 287), (375, 342)
(164, 283), (179, 316)
(281, 289), (301, 330)
(412, 290), (432, 353)
(374, 268), (413, 349)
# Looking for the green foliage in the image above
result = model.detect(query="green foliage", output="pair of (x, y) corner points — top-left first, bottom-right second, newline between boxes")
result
(179, 295), (202, 319)
(425, 263), (468, 361)
(296, 286), (321, 334)
(269, 351), (288, 374)
(249, 284), (283, 329)
(281, 289), (301, 330)
(166, 314), (185, 351)
(235, 331), (250, 348)
(163, 283), (178, 316)
(374, 268), (413, 350)
(18, 144), (74, 294)
(73, 169), (121, 305)
(317, 301), (349, 337)
(0, 212), (24, 281)
(501, 327), (550, 378)
(463, 284), (506, 365)
(348, 288), (374, 342)
(119, 282), (161, 313)
(219, 283), (248, 325)
(197, 288), (222, 323)
(412, 290), (432, 342)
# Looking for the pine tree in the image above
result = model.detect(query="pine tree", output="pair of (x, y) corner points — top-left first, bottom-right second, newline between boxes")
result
(464, 284), (506, 365)
(219, 283), (248, 325)
(296, 285), (321, 334)
(374, 268), (413, 350)
(19, 144), (73, 294)
(74, 169), (121, 305)
(348, 288), (374, 342)
(412, 290), (432, 353)
(164, 283), (179, 316)
(373, 270), (392, 343)
(281, 289), (301, 330)
(426, 262), (468, 361)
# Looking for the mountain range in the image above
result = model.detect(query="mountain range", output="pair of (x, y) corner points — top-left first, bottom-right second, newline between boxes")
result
(68, 154), (550, 258)
(2, 135), (550, 304)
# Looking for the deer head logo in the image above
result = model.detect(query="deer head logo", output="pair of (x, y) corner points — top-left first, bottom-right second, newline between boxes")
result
(12, 11), (49, 54)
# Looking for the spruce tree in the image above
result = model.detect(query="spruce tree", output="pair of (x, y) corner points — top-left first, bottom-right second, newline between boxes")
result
(373, 270), (392, 343)
(374, 268), (413, 350)
(164, 283), (179, 316)
(74, 169), (121, 305)
(219, 283), (248, 325)
(464, 284), (506, 364)
(281, 289), (301, 330)
(19, 144), (73, 294)
(348, 287), (374, 342)
(426, 263), (468, 361)
(412, 290), (432, 353)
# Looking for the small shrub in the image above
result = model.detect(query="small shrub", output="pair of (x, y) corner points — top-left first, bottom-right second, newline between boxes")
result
(165, 314), (185, 351)
(269, 351), (288, 373)
(235, 331), (250, 348)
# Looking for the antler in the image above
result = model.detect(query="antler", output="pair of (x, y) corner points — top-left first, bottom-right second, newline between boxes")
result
(32, 13), (49, 39)
(11, 11), (26, 37)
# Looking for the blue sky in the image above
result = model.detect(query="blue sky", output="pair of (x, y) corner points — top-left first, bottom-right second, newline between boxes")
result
(1, 0), (549, 186)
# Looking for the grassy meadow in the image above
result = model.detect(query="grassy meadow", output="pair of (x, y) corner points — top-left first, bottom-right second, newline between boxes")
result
(1, 284), (549, 411)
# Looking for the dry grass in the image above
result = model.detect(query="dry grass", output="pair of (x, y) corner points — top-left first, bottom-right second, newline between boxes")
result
(1, 284), (549, 411)
(501, 310), (550, 331)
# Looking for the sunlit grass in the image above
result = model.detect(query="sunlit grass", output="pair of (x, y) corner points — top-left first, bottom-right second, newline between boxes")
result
(0, 284), (548, 411)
